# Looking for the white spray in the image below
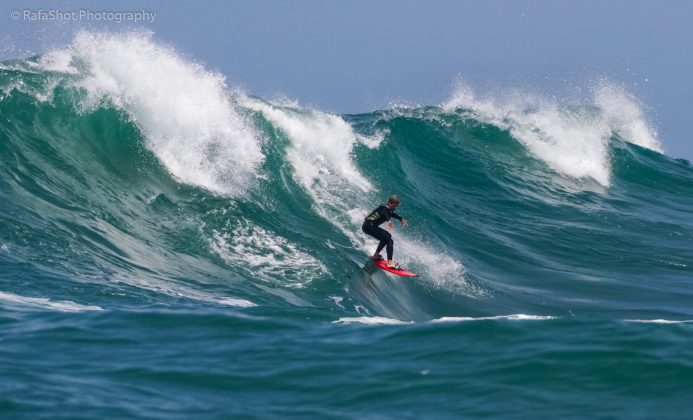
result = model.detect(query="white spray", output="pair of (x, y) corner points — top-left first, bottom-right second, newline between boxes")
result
(442, 79), (662, 187)
(43, 31), (265, 196)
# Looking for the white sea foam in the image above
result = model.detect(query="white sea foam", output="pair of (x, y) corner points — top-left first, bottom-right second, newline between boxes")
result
(146, 286), (256, 308)
(209, 220), (327, 288)
(431, 314), (556, 323)
(329, 296), (345, 309)
(333, 314), (555, 325)
(356, 130), (387, 149)
(34, 50), (80, 74)
(442, 79), (661, 187)
(242, 96), (372, 198)
(333, 316), (413, 325)
(594, 84), (662, 151)
(114, 278), (256, 308)
(396, 238), (472, 293)
(0, 291), (103, 312)
(624, 319), (693, 324)
(211, 297), (256, 308)
(43, 31), (264, 196)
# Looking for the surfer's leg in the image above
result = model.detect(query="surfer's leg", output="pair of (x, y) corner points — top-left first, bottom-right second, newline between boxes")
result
(363, 222), (381, 258)
(384, 235), (394, 266)
(373, 227), (394, 261)
(374, 230), (389, 256)
(363, 223), (393, 261)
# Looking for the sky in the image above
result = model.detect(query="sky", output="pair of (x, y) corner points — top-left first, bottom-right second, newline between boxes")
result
(2, 0), (692, 160)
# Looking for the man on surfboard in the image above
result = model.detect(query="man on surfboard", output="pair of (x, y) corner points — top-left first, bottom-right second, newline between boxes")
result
(362, 195), (409, 268)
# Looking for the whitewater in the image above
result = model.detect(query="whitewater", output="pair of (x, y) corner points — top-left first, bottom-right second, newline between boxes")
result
(1, 31), (692, 418)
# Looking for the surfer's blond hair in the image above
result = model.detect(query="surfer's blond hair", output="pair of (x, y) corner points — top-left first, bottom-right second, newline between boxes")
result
(388, 195), (400, 205)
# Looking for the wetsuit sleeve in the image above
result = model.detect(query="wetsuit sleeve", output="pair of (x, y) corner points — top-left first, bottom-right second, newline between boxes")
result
(391, 212), (403, 221)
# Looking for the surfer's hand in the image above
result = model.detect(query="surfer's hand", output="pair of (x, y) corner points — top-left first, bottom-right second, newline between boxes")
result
(386, 221), (393, 230)
(402, 219), (409, 227)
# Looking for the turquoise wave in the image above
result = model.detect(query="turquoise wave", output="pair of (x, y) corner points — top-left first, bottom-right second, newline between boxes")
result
(1, 33), (693, 418)
(2, 65), (691, 320)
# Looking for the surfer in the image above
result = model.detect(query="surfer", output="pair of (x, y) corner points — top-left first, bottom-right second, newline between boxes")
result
(362, 195), (409, 268)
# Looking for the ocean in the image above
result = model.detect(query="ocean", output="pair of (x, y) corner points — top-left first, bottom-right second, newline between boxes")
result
(1, 31), (692, 418)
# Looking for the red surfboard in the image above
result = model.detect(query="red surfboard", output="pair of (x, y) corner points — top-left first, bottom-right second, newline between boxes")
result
(373, 258), (418, 277)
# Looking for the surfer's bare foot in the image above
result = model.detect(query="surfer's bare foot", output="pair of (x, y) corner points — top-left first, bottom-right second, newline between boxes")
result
(387, 260), (395, 268)
(371, 254), (382, 260)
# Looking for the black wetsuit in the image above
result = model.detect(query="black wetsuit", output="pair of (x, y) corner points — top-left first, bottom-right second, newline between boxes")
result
(361, 204), (403, 260)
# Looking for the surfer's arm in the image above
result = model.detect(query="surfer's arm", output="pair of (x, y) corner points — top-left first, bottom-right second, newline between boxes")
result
(391, 212), (408, 227)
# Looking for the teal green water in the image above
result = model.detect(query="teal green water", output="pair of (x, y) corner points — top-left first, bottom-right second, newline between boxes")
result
(1, 34), (693, 418)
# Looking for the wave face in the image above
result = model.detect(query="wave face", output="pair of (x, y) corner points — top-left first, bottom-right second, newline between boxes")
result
(2, 32), (693, 418)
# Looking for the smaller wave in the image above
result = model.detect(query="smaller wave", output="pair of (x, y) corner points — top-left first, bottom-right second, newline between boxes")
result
(441, 78), (661, 186)
(0, 291), (102, 312)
